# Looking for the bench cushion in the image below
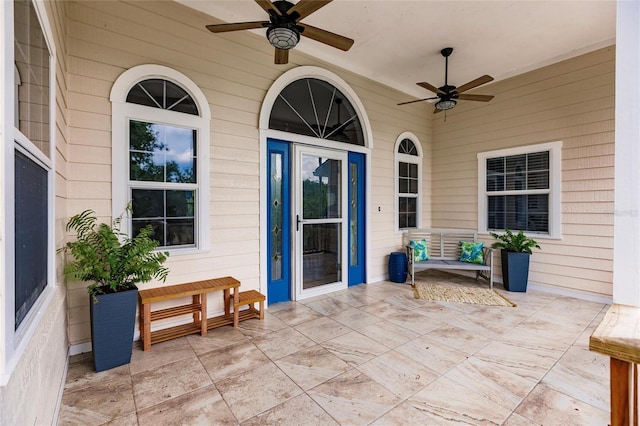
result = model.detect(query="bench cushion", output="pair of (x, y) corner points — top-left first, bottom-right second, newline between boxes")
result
(459, 241), (484, 264)
(410, 239), (429, 261)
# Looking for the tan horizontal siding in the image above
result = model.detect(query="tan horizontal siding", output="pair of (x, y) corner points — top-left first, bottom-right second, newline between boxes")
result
(63, 0), (431, 345)
(431, 46), (614, 297)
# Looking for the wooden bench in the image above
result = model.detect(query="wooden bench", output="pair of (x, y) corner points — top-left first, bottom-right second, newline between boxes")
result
(231, 290), (265, 320)
(138, 276), (240, 351)
(404, 228), (494, 289)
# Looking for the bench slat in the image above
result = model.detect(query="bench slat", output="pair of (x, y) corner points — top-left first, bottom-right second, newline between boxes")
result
(139, 276), (240, 303)
(150, 303), (201, 321)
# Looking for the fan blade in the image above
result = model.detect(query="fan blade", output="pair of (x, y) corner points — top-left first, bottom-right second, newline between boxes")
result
(299, 23), (353, 51)
(417, 82), (444, 95)
(397, 97), (439, 106)
(275, 48), (289, 64)
(455, 75), (494, 94)
(288, 0), (332, 20)
(457, 93), (494, 102)
(206, 22), (267, 33)
(255, 0), (281, 15)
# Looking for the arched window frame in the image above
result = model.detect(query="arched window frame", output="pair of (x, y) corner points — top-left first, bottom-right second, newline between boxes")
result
(110, 65), (211, 253)
(395, 132), (423, 232)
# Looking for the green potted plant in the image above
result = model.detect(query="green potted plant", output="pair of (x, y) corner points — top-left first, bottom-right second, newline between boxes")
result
(59, 209), (169, 372)
(490, 228), (541, 292)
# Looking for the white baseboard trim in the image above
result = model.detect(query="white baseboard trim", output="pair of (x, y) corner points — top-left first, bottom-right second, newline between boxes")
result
(54, 349), (71, 426)
(69, 342), (92, 356)
(526, 281), (612, 305)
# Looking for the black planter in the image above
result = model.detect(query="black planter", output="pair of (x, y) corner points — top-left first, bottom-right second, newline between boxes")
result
(500, 251), (530, 292)
(90, 287), (138, 372)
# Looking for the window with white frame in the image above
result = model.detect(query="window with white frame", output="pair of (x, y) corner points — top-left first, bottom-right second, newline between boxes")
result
(478, 141), (562, 238)
(13, 0), (54, 330)
(111, 66), (210, 252)
(395, 134), (422, 230)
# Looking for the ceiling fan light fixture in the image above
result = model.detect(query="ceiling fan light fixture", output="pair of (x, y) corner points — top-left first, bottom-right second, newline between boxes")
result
(267, 25), (300, 50)
(435, 99), (457, 110)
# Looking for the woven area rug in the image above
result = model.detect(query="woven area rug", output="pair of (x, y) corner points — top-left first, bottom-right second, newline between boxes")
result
(413, 282), (516, 307)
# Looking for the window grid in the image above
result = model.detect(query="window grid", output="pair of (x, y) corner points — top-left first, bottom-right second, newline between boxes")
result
(396, 136), (421, 231)
(269, 78), (365, 146)
(486, 151), (551, 233)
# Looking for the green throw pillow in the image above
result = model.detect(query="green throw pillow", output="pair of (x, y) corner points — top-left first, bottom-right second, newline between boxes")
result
(410, 239), (429, 262)
(459, 241), (484, 264)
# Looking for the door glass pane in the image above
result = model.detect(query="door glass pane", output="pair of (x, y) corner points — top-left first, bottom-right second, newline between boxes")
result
(303, 223), (341, 289)
(270, 153), (283, 280)
(302, 155), (341, 219)
(349, 163), (358, 266)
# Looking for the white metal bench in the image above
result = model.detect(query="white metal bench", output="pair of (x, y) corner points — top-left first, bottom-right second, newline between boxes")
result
(404, 228), (494, 289)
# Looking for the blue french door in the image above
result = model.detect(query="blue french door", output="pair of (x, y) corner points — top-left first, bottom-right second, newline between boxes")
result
(348, 152), (366, 286)
(267, 139), (366, 303)
(266, 139), (291, 304)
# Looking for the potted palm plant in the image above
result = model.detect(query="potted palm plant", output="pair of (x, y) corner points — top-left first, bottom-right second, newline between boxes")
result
(490, 228), (541, 292)
(59, 209), (169, 372)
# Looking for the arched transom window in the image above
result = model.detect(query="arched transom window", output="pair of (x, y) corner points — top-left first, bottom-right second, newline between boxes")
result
(127, 79), (199, 115)
(269, 78), (364, 146)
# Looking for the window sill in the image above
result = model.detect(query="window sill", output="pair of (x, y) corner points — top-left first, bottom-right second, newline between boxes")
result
(161, 246), (211, 256)
(479, 231), (562, 241)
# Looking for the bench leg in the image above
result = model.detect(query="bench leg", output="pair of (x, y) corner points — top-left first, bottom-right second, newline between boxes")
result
(192, 295), (200, 324)
(233, 289), (239, 327)
(138, 298), (144, 347)
(223, 289), (230, 316)
(142, 302), (151, 351)
(200, 293), (208, 336)
(259, 299), (264, 320)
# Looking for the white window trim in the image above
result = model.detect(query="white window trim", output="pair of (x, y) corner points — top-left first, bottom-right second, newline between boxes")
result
(14, 64), (20, 128)
(477, 141), (562, 239)
(2, 0), (57, 384)
(110, 65), (211, 254)
(394, 132), (423, 233)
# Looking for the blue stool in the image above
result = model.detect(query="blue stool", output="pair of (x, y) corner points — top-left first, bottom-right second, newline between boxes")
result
(388, 252), (408, 283)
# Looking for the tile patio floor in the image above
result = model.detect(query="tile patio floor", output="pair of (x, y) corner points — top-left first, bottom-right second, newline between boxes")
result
(58, 270), (611, 425)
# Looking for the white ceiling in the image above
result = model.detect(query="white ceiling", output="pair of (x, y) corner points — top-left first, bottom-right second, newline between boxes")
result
(179, 0), (616, 99)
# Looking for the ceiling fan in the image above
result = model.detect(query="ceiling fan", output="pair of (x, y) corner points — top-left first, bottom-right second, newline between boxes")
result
(398, 47), (495, 113)
(205, 0), (354, 65)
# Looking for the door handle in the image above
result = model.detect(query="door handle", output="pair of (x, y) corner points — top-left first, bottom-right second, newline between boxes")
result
(297, 214), (301, 231)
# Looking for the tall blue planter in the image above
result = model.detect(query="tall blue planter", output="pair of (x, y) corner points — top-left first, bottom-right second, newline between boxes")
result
(501, 251), (530, 292)
(388, 252), (408, 283)
(90, 287), (138, 372)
